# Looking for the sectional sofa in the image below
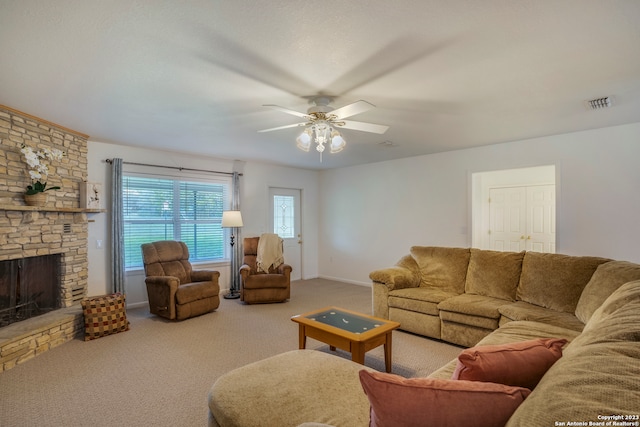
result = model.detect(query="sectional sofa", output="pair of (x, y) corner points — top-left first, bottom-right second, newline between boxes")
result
(208, 248), (640, 426)
(371, 247), (611, 348)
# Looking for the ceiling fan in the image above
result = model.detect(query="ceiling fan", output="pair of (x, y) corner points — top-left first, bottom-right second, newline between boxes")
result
(258, 96), (389, 160)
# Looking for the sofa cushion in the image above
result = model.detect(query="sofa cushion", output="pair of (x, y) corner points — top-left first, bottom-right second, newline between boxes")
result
(389, 307), (442, 339)
(389, 287), (457, 316)
(517, 252), (610, 313)
(574, 260), (640, 324)
(565, 279), (640, 356)
(242, 273), (289, 289)
(410, 246), (470, 294)
(451, 338), (567, 390)
(465, 249), (524, 301)
(429, 320), (581, 380)
(359, 370), (531, 427)
(141, 241), (193, 284)
(175, 281), (218, 304)
(499, 301), (585, 331)
(438, 293), (511, 319)
(439, 311), (499, 330)
(440, 319), (495, 347)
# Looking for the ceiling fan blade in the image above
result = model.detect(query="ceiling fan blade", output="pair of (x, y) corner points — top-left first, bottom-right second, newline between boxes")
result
(339, 120), (389, 134)
(263, 104), (309, 118)
(258, 122), (307, 133)
(330, 100), (375, 119)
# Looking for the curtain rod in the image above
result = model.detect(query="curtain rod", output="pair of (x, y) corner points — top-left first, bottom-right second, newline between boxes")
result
(104, 159), (242, 176)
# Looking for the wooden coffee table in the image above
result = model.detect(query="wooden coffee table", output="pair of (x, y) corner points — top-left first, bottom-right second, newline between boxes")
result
(291, 306), (400, 372)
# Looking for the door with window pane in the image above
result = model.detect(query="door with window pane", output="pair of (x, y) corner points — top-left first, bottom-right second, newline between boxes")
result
(269, 188), (302, 280)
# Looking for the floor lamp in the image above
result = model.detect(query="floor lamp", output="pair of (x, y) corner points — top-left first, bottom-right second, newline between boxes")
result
(222, 210), (243, 299)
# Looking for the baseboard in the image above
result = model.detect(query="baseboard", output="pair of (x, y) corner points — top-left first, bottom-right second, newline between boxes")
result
(317, 275), (371, 287)
(127, 301), (147, 309)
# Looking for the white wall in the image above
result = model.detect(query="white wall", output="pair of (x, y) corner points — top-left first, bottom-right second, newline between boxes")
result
(319, 122), (640, 285)
(86, 141), (319, 305)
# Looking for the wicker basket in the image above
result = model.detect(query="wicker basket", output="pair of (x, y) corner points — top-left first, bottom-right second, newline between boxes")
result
(24, 192), (48, 207)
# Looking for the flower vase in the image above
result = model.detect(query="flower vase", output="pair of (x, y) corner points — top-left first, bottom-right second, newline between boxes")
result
(24, 192), (48, 207)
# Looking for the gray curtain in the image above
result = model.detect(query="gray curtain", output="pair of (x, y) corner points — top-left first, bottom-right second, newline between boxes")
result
(110, 158), (125, 294)
(231, 171), (241, 293)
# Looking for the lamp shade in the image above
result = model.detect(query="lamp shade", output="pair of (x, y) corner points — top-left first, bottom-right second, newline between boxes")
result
(330, 131), (346, 153)
(222, 210), (243, 228)
(296, 128), (312, 152)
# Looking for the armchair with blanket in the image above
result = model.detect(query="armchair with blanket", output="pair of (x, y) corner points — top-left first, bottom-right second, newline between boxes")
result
(239, 234), (292, 304)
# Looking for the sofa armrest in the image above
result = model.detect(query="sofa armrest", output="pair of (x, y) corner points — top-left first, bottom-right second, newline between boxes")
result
(369, 255), (420, 291)
(239, 264), (251, 280)
(144, 276), (180, 319)
(191, 269), (220, 283)
(276, 263), (292, 278)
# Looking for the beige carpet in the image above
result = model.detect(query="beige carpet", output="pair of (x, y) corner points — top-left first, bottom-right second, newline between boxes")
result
(0, 279), (463, 427)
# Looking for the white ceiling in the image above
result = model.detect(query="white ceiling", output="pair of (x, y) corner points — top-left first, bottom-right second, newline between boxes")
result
(1, 1), (639, 170)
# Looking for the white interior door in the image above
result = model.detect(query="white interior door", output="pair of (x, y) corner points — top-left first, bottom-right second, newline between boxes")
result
(489, 187), (527, 251)
(527, 185), (556, 253)
(489, 185), (555, 253)
(269, 187), (302, 280)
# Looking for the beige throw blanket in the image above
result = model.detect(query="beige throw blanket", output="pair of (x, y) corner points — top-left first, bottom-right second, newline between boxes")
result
(256, 233), (284, 273)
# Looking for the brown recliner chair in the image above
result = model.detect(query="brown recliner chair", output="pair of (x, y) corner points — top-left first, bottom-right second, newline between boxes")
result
(141, 240), (220, 320)
(239, 236), (292, 304)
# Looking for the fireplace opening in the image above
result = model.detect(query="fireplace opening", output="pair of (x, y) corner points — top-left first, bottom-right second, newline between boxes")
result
(0, 254), (62, 328)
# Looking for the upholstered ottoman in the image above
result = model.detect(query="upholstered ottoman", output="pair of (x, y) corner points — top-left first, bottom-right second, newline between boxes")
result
(208, 350), (373, 427)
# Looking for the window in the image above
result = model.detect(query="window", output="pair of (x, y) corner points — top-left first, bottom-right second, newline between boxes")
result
(123, 174), (230, 270)
(273, 194), (295, 238)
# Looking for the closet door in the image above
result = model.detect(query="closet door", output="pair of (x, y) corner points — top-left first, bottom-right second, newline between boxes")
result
(489, 187), (527, 252)
(489, 185), (555, 253)
(526, 185), (555, 253)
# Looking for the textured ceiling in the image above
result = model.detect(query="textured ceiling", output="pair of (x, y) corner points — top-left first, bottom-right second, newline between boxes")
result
(1, 0), (639, 170)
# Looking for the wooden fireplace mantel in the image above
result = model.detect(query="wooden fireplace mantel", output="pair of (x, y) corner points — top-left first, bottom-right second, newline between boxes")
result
(0, 205), (105, 213)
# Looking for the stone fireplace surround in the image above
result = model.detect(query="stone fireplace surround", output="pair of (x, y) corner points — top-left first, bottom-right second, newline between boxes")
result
(0, 105), (97, 372)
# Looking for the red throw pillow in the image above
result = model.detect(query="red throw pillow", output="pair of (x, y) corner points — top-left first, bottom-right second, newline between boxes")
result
(359, 370), (531, 427)
(452, 338), (567, 390)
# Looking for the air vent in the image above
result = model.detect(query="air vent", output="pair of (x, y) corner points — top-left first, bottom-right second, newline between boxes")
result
(63, 224), (72, 233)
(585, 96), (613, 110)
(378, 140), (398, 147)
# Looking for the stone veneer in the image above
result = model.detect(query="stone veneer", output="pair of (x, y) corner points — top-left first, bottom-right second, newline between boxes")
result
(0, 105), (92, 372)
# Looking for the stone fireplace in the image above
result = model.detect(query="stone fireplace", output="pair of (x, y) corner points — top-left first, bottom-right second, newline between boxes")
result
(0, 105), (95, 371)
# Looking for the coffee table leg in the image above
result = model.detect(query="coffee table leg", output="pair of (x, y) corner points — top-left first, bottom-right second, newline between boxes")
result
(298, 325), (307, 349)
(384, 332), (393, 373)
(351, 343), (365, 366)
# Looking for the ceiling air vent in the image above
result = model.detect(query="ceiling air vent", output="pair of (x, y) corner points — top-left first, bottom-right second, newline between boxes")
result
(585, 96), (613, 110)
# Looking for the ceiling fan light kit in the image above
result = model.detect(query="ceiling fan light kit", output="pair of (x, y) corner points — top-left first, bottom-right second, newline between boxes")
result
(260, 96), (388, 162)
